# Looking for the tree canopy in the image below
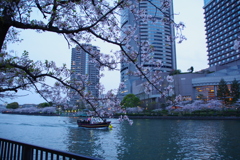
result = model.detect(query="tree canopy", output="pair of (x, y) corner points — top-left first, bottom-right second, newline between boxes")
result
(6, 102), (19, 109)
(217, 78), (230, 104)
(38, 102), (53, 108)
(0, 0), (187, 117)
(230, 79), (240, 103)
(121, 94), (140, 108)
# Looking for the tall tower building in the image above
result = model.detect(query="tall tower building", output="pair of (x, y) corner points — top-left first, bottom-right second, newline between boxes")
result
(203, 0), (240, 68)
(70, 45), (100, 106)
(120, 0), (176, 96)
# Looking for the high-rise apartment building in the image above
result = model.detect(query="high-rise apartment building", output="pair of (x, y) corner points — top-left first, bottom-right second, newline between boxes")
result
(120, 0), (176, 96)
(203, 0), (240, 68)
(70, 45), (100, 106)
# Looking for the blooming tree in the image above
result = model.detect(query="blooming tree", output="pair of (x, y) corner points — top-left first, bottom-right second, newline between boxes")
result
(166, 99), (224, 113)
(0, 0), (186, 118)
(126, 106), (144, 114)
(3, 106), (56, 114)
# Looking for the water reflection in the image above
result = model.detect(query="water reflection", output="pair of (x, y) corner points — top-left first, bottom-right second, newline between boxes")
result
(115, 120), (174, 159)
(93, 122), (125, 159)
(64, 118), (240, 160)
(172, 120), (225, 159)
(65, 118), (126, 159)
(0, 114), (71, 151)
(1, 114), (240, 160)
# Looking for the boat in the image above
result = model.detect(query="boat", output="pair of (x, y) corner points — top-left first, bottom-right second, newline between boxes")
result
(77, 117), (111, 129)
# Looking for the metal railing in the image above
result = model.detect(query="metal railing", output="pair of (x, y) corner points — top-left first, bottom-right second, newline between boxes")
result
(0, 138), (102, 160)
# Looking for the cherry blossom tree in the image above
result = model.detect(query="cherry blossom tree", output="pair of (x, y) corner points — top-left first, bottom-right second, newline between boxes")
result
(3, 106), (57, 114)
(0, 0), (185, 119)
(166, 99), (224, 113)
(125, 106), (144, 114)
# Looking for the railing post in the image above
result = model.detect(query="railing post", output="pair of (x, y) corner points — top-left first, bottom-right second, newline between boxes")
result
(0, 141), (4, 159)
(1, 138), (101, 160)
(22, 145), (33, 160)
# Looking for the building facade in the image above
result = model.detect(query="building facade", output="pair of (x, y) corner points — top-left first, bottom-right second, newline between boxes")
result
(70, 45), (100, 106)
(136, 0), (239, 104)
(120, 0), (176, 97)
(203, 0), (240, 68)
(186, 0), (240, 100)
(117, 0), (240, 107)
(171, 62), (240, 102)
(192, 64), (240, 100)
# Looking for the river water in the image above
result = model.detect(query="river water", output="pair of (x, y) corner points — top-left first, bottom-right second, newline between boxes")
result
(0, 114), (240, 160)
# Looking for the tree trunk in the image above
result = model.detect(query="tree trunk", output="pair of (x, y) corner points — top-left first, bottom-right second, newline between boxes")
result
(0, 21), (10, 52)
(0, 0), (21, 52)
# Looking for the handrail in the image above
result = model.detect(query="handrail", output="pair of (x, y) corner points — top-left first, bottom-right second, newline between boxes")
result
(0, 138), (102, 160)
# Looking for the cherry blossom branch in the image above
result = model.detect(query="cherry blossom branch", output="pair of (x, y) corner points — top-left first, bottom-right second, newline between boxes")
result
(0, 84), (28, 93)
(0, 0), (187, 120)
(27, 77), (50, 103)
(70, 38), (120, 70)
(0, 59), (106, 119)
(5, 1), (124, 35)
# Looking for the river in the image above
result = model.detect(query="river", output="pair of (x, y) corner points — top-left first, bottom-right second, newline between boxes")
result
(0, 114), (240, 160)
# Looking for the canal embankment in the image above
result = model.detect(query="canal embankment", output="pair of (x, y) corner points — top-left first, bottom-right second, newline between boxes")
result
(124, 115), (240, 120)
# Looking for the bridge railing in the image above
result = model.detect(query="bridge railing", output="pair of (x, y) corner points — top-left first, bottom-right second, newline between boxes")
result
(0, 138), (102, 160)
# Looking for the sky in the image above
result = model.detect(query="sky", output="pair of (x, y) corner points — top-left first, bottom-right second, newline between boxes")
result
(4, 0), (208, 105)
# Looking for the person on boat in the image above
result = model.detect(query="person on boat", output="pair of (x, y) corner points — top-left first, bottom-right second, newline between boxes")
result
(84, 117), (90, 124)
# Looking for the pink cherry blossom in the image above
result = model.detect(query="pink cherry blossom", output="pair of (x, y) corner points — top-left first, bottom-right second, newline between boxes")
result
(0, 0), (186, 120)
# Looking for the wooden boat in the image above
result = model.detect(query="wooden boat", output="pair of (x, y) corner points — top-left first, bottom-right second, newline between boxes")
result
(77, 117), (111, 128)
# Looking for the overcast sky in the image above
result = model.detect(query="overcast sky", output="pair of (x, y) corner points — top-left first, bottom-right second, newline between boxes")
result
(4, 0), (208, 105)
